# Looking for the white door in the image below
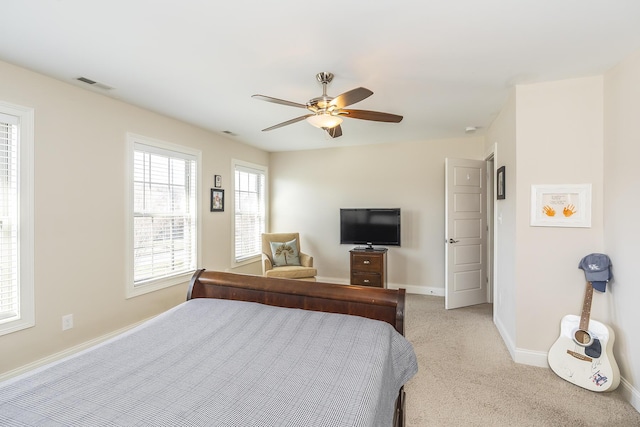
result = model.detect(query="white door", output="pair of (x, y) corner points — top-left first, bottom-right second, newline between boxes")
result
(445, 158), (488, 309)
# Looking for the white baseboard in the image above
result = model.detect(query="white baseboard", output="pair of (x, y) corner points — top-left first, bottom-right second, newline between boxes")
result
(389, 283), (444, 296)
(316, 276), (349, 285)
(0, 317), (150, 383)
(514, 347), (549, 368)
(316, 277), (444, 296)
(619, 377), (640, 413)
(494, 313), (516, 361)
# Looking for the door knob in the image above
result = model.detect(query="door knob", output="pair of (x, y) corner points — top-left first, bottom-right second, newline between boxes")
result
(448, 238), (459, 244)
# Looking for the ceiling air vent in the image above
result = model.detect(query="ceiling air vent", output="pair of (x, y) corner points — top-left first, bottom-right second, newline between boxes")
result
(76, 76), (114, 91)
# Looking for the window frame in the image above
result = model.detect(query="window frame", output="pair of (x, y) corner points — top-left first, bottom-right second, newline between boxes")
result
(125, 133), (201, 298)
(232, 159), (268, 267)
(0, 101), (34, 337)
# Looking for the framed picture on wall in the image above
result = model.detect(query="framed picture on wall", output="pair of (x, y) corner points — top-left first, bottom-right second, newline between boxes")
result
(497, 166), (506, 200)
(211, 189), (224, 212)
(530, 184), (591, 227)
(214, 175), (222, 188)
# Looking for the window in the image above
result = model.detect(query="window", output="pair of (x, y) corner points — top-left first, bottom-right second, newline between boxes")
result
(233, 160), (267, 264)
(127, 134), (200, 297)
(0, 102), (34, 336)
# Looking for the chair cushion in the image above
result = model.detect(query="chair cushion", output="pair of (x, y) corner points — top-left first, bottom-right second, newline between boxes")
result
(269, 238), (301, 266)
(265, 266), (317, 279)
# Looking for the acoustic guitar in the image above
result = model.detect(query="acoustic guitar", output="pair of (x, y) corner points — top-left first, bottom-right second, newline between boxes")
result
(548, 282), (620, 392)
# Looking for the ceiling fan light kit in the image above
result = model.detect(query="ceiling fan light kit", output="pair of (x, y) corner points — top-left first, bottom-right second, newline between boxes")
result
(306, 114), (343, 129)
(252, 72), (403, 139)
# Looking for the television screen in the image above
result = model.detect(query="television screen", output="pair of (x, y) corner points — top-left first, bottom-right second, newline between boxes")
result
(340, 208), (401, 247)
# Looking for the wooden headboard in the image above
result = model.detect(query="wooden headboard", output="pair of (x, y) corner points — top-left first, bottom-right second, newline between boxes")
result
(187, 270), (406, 335)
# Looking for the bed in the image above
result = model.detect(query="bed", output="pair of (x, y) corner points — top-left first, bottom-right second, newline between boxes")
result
(0, 270), (418, 426)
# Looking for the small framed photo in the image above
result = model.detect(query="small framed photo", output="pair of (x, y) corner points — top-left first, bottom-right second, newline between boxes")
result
(210, 189), (224, 212)
(530, 184), (591, 227)
(214, 175), (222, 188)
(497, 166), (506, 200)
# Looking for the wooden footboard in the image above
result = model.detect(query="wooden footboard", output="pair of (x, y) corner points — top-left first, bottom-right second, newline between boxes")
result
(187, 269), (405, 335)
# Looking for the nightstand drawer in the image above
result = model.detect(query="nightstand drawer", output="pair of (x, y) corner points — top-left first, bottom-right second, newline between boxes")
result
(351, 272), (382, 287)
(351, 254), (382, 272)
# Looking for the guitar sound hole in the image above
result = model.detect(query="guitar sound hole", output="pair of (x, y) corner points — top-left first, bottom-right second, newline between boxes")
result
(573, 329), (593, 346)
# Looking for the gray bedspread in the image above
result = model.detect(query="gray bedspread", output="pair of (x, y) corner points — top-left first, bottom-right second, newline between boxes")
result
(0, 298), (417, 426)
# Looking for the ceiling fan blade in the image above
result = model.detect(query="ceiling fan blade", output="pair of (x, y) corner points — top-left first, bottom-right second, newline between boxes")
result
(339, 109), (403, 123)
(325, 125), (343, 138)
(261, 114), (312, 131)
(252, 94), (308, 109)
(329, 87), (373, 109)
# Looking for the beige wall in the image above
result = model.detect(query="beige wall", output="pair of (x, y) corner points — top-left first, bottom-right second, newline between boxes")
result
(515, 76), (606, 355)
(603, 50), (640, 403)
(269, 137), (484, 293)
(0, 60), (268, 375)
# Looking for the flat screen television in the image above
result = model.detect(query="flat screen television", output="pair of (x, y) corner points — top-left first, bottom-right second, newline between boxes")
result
(340, 208), (401, 249)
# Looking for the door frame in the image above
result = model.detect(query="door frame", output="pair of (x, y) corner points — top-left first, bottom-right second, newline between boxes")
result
(485, 153), (495, 304)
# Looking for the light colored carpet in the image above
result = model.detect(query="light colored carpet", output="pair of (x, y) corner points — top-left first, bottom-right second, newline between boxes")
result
(403, 294), (640, 426)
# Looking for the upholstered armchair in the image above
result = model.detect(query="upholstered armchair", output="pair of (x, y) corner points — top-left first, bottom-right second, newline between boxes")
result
(261, 232), (317, 281)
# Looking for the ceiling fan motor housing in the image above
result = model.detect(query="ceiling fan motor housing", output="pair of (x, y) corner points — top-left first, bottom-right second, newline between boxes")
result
(307, 96), (335, 113)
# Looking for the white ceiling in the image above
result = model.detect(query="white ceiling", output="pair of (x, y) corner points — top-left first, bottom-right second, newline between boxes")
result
(2, 1), (640, 152)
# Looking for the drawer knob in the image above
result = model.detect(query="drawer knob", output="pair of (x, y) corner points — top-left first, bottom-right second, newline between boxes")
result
(363, 260), (370, 264)
(364, 279), (370, 283)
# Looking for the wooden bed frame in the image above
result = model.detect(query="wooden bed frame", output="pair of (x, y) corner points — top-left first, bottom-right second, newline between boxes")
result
(187, 269), (409, 426)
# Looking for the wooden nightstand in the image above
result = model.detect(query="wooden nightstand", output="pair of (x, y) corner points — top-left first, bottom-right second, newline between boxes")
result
(349, 248), (387, 288)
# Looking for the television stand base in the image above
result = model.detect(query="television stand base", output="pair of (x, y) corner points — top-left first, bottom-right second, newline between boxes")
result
(354, 246), (387, 252)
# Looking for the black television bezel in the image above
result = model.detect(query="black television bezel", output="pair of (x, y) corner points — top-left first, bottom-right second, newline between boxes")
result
(339, 208), (401, 248)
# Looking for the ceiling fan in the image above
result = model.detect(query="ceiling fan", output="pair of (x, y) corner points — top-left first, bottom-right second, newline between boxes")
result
(252, 72), (403, 139)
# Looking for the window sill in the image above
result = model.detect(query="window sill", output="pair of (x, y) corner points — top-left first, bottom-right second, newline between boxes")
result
(126, 270), (194, 299)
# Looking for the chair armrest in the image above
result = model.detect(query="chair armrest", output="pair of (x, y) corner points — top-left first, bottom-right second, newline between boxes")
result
(300, 252), (313, 267)
(261, 253), (273, 274)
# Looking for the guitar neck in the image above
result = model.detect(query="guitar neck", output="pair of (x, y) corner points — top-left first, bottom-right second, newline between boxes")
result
(579, 282), (594, 331)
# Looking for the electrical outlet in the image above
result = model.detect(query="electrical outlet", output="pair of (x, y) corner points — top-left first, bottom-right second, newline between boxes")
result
(62, 314), (73, 331)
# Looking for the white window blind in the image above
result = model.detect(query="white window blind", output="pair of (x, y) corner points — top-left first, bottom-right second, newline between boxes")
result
(0, 102), (33, 336)
(0, 114), (18, 322)
(133, 142), (197, 285)
(234, 162), (266, 263)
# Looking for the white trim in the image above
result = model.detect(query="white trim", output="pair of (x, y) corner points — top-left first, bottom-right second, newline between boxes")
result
(387, 282), (445, 296)
(0, 101), (34, 337)
(513, 347), (549, 368)
(125, 133), (202, 298)
(619, 377), (640, 414)
(0, 316), (152, 383)
(315, 277), (446, 296)
(494, 312), (516, 361)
